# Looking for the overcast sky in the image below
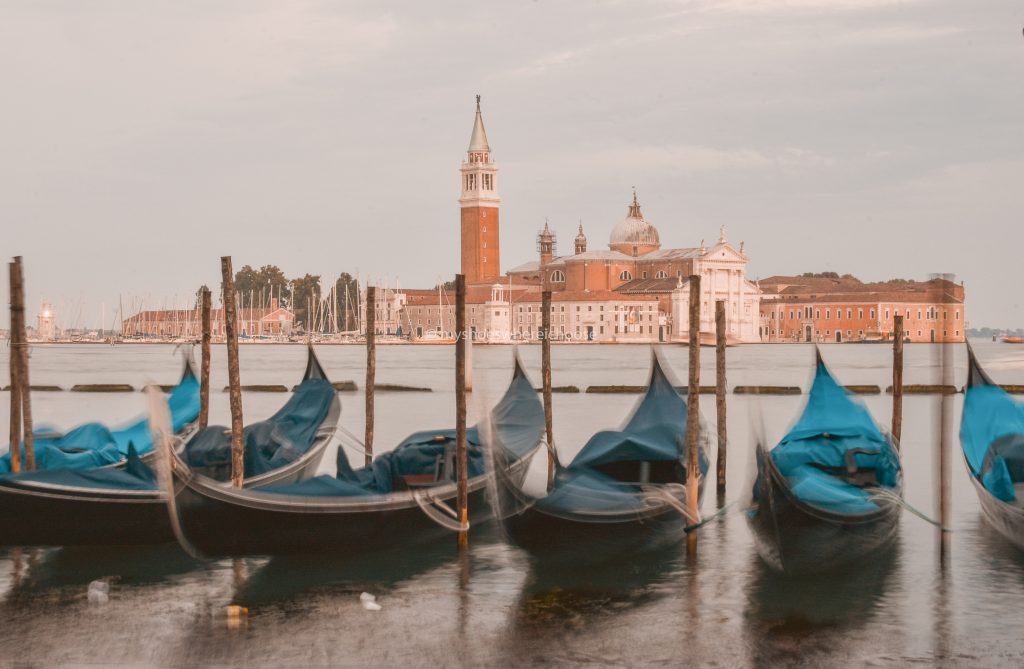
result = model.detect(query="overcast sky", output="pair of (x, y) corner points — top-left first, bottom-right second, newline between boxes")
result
(2, 0), (1022, 329)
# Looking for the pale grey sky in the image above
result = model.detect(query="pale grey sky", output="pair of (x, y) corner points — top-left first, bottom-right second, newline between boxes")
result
(2, 0), (1022, 329)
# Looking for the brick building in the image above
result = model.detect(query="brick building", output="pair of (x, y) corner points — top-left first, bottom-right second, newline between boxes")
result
(758, 275), (965, 343)
(122, 301), (294, 339)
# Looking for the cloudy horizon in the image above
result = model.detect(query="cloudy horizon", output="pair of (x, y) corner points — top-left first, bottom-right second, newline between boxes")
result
(2, 0), (1022, 329)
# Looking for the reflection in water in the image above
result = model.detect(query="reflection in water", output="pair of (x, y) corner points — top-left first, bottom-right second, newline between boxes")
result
(510, 544), (681, 633)
(4, 544), (199, 604)
(744, 539), (899, 666)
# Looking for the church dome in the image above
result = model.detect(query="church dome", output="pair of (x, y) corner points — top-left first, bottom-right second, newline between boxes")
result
(609, 192), (660, 249)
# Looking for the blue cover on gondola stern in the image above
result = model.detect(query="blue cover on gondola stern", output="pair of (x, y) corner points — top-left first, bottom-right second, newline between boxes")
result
(961, 384), (1024, 476)
(0, 444), (157, 492)
(961, 371), (1024, 500)
(0, 364), (200, 474)
(263, 355), (543, 499)
(184, 377), (335, 478)
(767, 358), (900, 513)
(569, 354), (709, 475)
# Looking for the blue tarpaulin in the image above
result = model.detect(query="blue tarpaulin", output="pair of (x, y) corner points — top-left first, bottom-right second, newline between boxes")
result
(765, 357), (900, 515)
(184, 376), (335, 478)
(0, 364), (200, 474)
(261, 358), (544, 498)
(532, 352), (707, 517)
(961, 352), (1024, 502)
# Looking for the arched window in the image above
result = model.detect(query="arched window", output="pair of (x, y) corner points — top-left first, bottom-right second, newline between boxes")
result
(654, 270), (668, 279)
(619, 270), (632, 281)
(550, 270), (565, 283)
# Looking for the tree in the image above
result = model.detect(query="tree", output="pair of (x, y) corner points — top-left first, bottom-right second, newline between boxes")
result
(291, 274), (322, 330)
(230, 264), (291, 309)
(333, 273), (360, 332)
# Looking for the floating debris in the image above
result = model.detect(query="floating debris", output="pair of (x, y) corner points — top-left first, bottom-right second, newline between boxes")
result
(360, 592), (382, 611)
(87, 580), (109, 605)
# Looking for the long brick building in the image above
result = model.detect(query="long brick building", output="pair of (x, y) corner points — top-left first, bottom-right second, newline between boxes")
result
(758, 275), (966, 343)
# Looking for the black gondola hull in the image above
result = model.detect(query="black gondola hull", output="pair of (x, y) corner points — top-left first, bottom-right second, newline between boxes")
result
(173, 456), (532, 557)
(0, 440), (328, 548)
(0, 483), (170, 546)
(502, 503), (687, 562)
(747, 462), (902, 574)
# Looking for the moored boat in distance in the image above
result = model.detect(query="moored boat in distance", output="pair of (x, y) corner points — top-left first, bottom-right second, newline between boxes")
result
(746, 348), (903, 574)
(1002, 336), (1024, 344)
(960, 345), (1024, 549)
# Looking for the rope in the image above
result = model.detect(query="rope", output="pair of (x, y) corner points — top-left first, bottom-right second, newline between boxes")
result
(684, 501), (735, 533)
(413, 490), (470, 532)
(871, 488), (952, 532)
(337, 426), (373, 458)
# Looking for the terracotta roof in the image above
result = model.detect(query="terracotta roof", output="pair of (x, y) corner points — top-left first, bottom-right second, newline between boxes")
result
(615, 278), (681, 294)
(759, 276), (963, 304)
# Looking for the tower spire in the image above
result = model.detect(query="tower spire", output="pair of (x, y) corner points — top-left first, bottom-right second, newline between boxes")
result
(469, 94), (490, 152)
(628, 188), (643, 219)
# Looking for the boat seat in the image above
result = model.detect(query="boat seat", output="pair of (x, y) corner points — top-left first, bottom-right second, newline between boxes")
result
(592, 459), (682, 486)
(396, 443), (458, 490)
(808, 449), (883, 488)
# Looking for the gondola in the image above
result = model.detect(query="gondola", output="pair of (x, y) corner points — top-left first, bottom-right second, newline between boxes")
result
(165, 355), (545, 557)
(960, 345), (1024, 549)
(0, 355), (200, 473)
(0, 346), (339, 547)
(746, 349), (903, 574)
(493, 350), (709, 563)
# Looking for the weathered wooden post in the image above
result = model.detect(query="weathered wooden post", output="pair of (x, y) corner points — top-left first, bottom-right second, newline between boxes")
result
(542, 290), (555, 489)
(715, 299), (727, 495)
(891, 314), (904, 449)
(455, 274), (469, 547)
(937, 276), (953, 563)
(199, 287), (212, 430)
(14, 259), (34, 471)
(220, 257), (244, 488)
(364, 286), (376, 466)
(8, 260), (23, 473)
(686, 275), (702, 553)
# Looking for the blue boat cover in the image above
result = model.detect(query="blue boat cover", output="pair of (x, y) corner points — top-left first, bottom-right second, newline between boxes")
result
(765, 357), (900, 515)
(261, 358), (544, 498)
(184, 376), (335, 478)
(531, 352), (708, 517)
(0, 364), (200, 474)
(961, 358), (1024, 502)
(0, 444), (157, 492)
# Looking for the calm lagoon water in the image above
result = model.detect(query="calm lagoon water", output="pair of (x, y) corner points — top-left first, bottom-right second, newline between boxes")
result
(1, 341), (1023, 667)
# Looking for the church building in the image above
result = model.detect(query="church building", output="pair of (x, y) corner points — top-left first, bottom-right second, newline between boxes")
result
(372, 97), (762, 344)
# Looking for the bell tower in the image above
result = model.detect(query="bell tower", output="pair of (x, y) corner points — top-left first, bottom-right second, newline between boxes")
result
(459, 96), (501, 284)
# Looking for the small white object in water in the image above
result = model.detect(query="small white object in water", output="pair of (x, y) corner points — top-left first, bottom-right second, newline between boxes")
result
(359, 592), (381, 611)
(87, 580), (109, 605)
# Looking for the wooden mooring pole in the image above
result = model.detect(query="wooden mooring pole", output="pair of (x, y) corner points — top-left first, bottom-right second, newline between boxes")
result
(364, 286), (376, 466)
(542, 290), (555, 489)
(937, 276), (953, 564)
(199, 287), (212, 430)
(455, 274), (469, 547)
(8, 258), (35, 471)
(715, 299), (727, 495)
(220, 257), (244, 488)
(8, 260), (23, 473)
(686, 275), (702, 554)
(891, 315), (904, 449)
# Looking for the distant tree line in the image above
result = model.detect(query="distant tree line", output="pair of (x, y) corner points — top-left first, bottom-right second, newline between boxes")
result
(217, 264), (361, 332)
(968, 327), (1024, 338)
